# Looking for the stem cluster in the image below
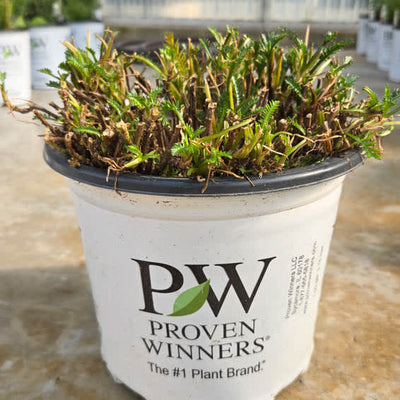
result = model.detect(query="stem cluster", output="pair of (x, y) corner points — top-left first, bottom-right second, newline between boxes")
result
(1, 27), (399, 182)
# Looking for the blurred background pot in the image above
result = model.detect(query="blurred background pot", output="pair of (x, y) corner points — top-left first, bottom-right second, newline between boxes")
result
(377, 4), (393, 71)
(377, 23), (393, 71)
(389, 8), (400, 81)
(0, 29), (31, 105)
(389, 27), (400, 82)
(0, 0), (31, 104)
(356, 15), (369, 54)
(69, 20), (104, 52)
(62, 0), (104, 53)
(29, 24), (71, 89)
(367, 20), (380, 63)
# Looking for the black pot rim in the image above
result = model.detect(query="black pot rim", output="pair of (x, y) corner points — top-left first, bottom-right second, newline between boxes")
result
(43, 144), (364, 197)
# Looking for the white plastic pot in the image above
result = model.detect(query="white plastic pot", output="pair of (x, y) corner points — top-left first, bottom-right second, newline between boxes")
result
(44, 145), (363, 400)
(366, 21), (380, 63)
(0, 30), (31, 105)
(356, 17), (369, 55)
(389, 29), (400, 82)
(29, 25), (71, 89)
(69, 21), (104, 53)
(377, 23), (393, 72)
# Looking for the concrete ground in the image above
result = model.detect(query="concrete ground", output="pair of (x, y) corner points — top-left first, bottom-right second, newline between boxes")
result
(0, 50), (399, 400)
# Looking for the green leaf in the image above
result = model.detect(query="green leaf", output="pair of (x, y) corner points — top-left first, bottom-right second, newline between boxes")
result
(38, 68), (57, 78)
(280, 27), (306, 51)
(46, 80), (61, 89)
(128, 93), (146, 108)
(260, 100), (280, 128)
(363, 86), (379, 106)
(126, 144), (141, 156)
(286, 76), (303, 99)
(168, 280), (210, 317)
(92, 63), (110, 80)
(199, 38), (214, 60)
(73, 126), (101, 137)
(107, 99), (124, 118)
(85, 47), (97, 61)
(134, 53), (164, 78)
(208, 26), (222, 45)
(202, 118), (254, 141)
(171, 142), (185, 156)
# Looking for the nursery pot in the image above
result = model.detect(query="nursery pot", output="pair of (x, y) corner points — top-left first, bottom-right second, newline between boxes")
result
(69, 21), (105, 53)
(29, 25), (71, 89)
(389, 29), (400, 82)
(366, 20), (380, 63)
(377, 23), (393, 71)
(356, 16), (369, 55)
(44, 145), (363, 400)
(0, 30), (31, 105)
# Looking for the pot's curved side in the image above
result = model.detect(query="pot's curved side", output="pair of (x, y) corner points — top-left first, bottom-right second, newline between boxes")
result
(43, 145), (364, 400)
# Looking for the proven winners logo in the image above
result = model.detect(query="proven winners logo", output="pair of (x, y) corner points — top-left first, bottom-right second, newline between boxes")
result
(132, 257), (276, 361)
(132, 257), (277, 317)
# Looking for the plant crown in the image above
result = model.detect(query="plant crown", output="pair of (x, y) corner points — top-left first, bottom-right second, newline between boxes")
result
(1, 27), (399, 182)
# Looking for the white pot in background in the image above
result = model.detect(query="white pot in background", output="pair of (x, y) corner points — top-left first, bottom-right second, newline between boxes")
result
(29, 25), (71, 89)
(356, 17), (369, 55)
(366, 21), (380, 63)
(44, 145), (363, 400)
(69, 21), (105, 53)
(377, 23), (393, 71)
(0, 30), (31, 105)
(389, 29), (400, 82)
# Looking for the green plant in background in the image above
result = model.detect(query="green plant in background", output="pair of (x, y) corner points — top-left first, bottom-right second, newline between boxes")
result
(0, 0), (61, 29)
(62, 0), (99, 21)
(0, 0), (12, 29)
(379, 0), (399, 22)
(0, 0), (26, 29)
(368, 0), (385, 20)
(1, 27), (399, 188)
(386, 0), (400, 21)
(24, 0), (62, 26)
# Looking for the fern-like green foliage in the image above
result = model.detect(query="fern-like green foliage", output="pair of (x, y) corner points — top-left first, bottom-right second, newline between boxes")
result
(1, 27), (399, 183)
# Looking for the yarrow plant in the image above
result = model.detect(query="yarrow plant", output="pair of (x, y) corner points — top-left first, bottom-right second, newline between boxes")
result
(1, 27), (399, 188)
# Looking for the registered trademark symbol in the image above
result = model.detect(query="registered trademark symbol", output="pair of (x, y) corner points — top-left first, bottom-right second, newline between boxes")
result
(265, 335), (270, 341)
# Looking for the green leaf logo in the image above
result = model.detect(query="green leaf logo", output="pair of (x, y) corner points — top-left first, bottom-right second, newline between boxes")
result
(168, 280), (210, 317)
(2, 50), (11, 60)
